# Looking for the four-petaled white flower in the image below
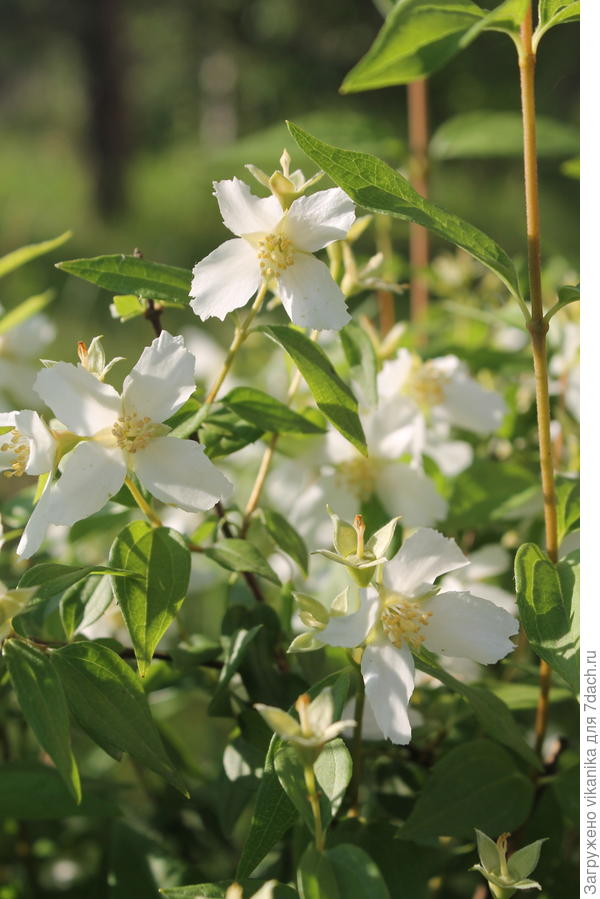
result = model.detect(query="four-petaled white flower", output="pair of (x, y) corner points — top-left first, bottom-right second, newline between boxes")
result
(189, 178), (355, 331)
(316, 528), (518, 744)
(17, 332), (232, 558)
(376, 349), (507, 474)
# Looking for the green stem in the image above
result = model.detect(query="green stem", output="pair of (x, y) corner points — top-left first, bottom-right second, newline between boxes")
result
(347, 674), (366, 816)
(204, 282), (268, 408)
(125, 476), (162, 527)
(518, 3), (558, 757)
(304, 762), (325, 852)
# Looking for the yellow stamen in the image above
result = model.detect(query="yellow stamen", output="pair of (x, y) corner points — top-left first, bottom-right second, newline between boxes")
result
(403, 357), (448, 411)
(112, 414), (162, 454)
(257, 233), (295, 279)
(381, 595), (432, 649)
(336, 457), (377, 502)
(1, 430), (29, 478)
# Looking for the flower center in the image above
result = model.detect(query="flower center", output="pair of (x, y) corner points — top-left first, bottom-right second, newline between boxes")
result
(403, 359), (448, 411)
(336, 457), (378, 502)
(1, 430), (29, 478)
(380, 595), (432, 649)
(257, 233), (295, 279)
(112, 413), (162, 454)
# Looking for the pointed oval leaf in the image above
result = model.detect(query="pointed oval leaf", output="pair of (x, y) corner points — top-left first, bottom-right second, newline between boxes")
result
(259, 325), (367, 455)
(0, 231), (72, 278)
(262, 508), (309, 575)
(222, 387), (326, 435)
(50, 641), (187, 793)
(4, 639), (81, 803)
(109, 522), (191, 676)
(204, 538), (281, 585)
(56, 255), (192, 305)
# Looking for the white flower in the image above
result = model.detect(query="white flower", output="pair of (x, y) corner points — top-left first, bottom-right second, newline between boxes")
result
(376, 349), (506, 473)
(0, 314), (56, 410)
(0, 409), (56, 479)
(17, 332), (232, 558)
(316, 528), (518, 744)
(189, 178), (355, 331)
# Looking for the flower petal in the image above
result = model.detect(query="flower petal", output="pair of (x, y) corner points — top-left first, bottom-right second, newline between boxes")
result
(122, 331), (195, 423)
(376, 350), (415, 402)
(213, 177), (282, 236)
(34, 363), (120, 437)
(189, 238), (261, 322)
(134, 436), (232, 512)
(284, 188), (355, 252)
(17, 443), (126, 558)
(374, 464), (447, 530)
(386, 528), (469, 596)
(318, 588), (379, 648)
(278, 254), (350, 331)
(432, 356), (506, 434)
(13, 410), (56, 475)
(421, 590), (519, 664)
(424, 437), (473, 477)
(361, 639), (415, 744)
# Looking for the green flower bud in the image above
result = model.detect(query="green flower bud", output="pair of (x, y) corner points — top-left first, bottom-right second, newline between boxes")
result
(470, 830), (546, 898)
(313, 508), (400, 586)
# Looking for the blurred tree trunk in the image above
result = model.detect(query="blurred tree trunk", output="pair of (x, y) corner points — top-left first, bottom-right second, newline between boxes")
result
(75, 0), (129, 219)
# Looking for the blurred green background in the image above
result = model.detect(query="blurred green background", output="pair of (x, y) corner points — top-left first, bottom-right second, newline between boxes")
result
(0, 0), (578, 357)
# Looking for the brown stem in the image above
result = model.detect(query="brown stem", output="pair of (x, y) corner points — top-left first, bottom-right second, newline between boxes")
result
(144, 297), (164, 338)
(519, 4), (558, 758)
(408, 78), (430, 326)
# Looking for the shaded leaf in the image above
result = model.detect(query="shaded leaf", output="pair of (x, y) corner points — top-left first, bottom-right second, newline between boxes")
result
(262, 508), (309, 574)
(259, 325), (367, 455)
(56, 254), (192, 305)
(204, 538), (281, 585)
(223, 387), (326, 435)
(109, 522), (191, 676)
(0, 763), (119, 819)
(431, 111), (579, 160)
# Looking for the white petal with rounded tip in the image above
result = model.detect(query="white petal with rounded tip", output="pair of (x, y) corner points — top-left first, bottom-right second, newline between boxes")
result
(278, 254), (350, 331)
(15, 410), (55, 474)
(34, 363), (120, 437)
(432, 356), (506, 435)
(385, 528), (469, 596)
(254, 704), (301, 739)
(362, 639), (415, 744)
(284, 188), (355, 252)
(420, 590), (518, 663)
(52, 442), (126, 525)
(17, 476), (54, 559)
(213, 177), (282, 236)
(318, 588), (379, 648)
(377, 350), (415, 401)
(424, 437), (473, 477)
(134, 436), (232, 512)
(190, 239), (261, 322)
(467, 544), (511, 580)
(122, 331), (195, 423)
(17, 443), (126, 559)
(374, 464), (447, 530)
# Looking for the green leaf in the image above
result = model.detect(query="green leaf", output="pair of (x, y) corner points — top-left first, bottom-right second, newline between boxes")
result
(326, 844), (390, 899)
(0, 290), (55, 336)
(200, 407), (264, 458)
(236, 670), (352, 879)
(0, 231), (72, 279)
(443, 459), (537, 531)
(60, 575), (114, 639)
(545, 283), (580, 322)
(204, 538), (281, 585)
(109, 522), (191, 676)
(398, 740), (535, 842)
(0, 763), (119, 819)
(109, 821), (177, 899)
(274, 738), (352, 834)
(298, 842), (340, 899)
(4, 639), (81, 803)
(259, 325), (367, 455)
(340, 0), (484, 92)
(160, 883), (297, 899)
(56, 254), (192, 305)
(414, 652), (542, 770)
(50, 641), (187, 793)
(514, 544), (579, 692)
(339, 322), (378, 406)
(262, 508), (309, 575)
(208, 625), (263, 716)
(556, 476), (580, 545)
(430, 111), (579, 160)
(222, 387), (326, 435)
(463, 0), (529, 41)
(535, 1), (580, 46)
(288, 123), (522, 304)
(18, 562), (132, 602)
